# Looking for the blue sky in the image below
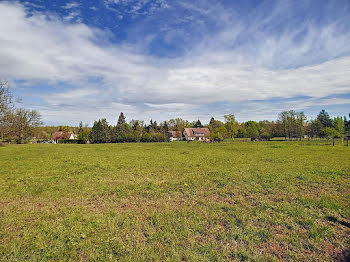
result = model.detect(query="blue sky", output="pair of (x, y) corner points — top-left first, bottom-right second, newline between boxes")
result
(0, 0), (349, 125)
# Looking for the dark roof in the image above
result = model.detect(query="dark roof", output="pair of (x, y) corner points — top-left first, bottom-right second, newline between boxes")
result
(183, 128), (210, 137)
(52, 131), (72, 140)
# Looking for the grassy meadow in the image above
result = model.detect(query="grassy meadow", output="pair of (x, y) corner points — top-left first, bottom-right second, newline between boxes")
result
(0, 141), (349, 261)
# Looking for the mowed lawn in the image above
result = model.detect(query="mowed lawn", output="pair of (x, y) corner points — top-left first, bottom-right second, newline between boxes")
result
(0, 142), (349, 261)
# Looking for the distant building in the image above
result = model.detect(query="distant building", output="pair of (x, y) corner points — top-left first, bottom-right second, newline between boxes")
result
(52, 131), (75, 144)
(183, 128), (210, 141)
(168, 131), (182, 141)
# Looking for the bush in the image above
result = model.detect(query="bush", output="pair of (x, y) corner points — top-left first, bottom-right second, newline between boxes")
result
(58, 139), (85, 144)
(141, 133), (152, 142)
(260, 132), (271, 139)
(210, 132), (224, 142)
(151, 133), (168, 142)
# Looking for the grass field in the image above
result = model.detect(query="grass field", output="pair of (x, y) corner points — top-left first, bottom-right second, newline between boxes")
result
(0, 141), (349, 261)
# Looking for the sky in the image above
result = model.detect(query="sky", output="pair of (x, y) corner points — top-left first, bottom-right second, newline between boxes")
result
(0, 0), (349, 126)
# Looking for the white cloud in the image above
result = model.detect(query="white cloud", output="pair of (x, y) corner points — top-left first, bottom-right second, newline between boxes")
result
(0, 1), (349, 125)
(63, 2), (80, 9)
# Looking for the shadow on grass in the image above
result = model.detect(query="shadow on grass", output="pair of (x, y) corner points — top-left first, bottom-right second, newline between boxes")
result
(326, 216), (350, 228)
(336, 249), (350, 262)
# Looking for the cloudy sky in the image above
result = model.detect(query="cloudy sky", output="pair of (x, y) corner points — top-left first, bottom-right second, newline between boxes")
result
(0, 0), (349, 125)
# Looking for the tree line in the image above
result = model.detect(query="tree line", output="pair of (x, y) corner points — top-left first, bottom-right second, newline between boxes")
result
(1, 80), (348, 143)
(81, 109), (347, 143)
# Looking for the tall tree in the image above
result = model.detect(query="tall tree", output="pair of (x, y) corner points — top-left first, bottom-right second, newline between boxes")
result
(317, 109), (333, 128)
(296, 112), (306, 139)
(168, 118), (191, 132)
(193, 120), (203, 128)
(89, 120), (106, 143)
(333, 116), (344, 134)
(101, 118), (112, 142)
(113, 113), (129, 142)
(77, 121), (89, 142)
(117, 112), (126, 125)
(208, 117), (223, 130)
(245, 121), (259, 139)
(306, 119), (323, 138)
(162, 121), (169, 133)
(224, 114), (238, 138)
(279, 110), (305, 140)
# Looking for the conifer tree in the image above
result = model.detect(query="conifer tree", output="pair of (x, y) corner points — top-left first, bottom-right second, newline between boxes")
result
(117, 112), (126, 125)
(89, 120), (106, 143)
(113, 112), (129, 142)
(193, 120), (203, 128)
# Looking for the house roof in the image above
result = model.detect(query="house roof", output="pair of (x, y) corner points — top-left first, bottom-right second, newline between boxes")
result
(183, 128), (210, 137)
(52, 131), (72, 140)
(168, 131), (182, 138)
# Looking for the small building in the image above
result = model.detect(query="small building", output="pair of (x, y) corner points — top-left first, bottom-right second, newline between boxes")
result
(52, 131), (75, 144)
(183, 128), (210, 141)
(168, 131), (182, 141)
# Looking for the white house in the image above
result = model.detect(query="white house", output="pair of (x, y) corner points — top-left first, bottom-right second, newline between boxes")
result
(168, 131), (182, 141)
(183, 128), (210, 141)
(51, 131), (75, 144)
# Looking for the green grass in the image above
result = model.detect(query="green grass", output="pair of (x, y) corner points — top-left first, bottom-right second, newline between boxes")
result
(0, 141), (349, 261)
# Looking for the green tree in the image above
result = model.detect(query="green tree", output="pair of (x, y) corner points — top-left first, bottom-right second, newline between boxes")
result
(168, 118), (191, 132)
(317, 109), (333, 128)
(113, 113), (130, 142)
(77, 121), (89, 143)
(322, 127), (341, 138)
(216, 125), (229, 139)
(89, 120), (106, 143)
(141, 132), (152, 142)
(245, 121), (259, 139)
(193, 120), (203, 128)
(333, 116), (344, 134)
(117, 112), (126, 125)
(237, 126), (247, 138)
(224, 114), (238, 139)
(210, 132), (224, 142)
(306, 119), (323, 138)
(279, 110), (305, 140)
(208, 117), (223, 130)
(101, 118), (112, 142)
(162, 121), (169, 132)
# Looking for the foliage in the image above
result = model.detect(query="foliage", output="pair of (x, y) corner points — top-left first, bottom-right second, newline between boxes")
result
(333, 117), (344, 134)
(192, 120), (203, 128)
(224, 114), (238, 138)
(317, 109), (333, 128)
(168, 118), (191, 132)
(8, 108), (42, 143)
(306, 119), (323, 138)
(279, 110), (306, 140)
(322, 127), (341, 138)
(88, 120), (107, 143)
(245, 121), (259, 139)
(77, 121), (89, 143)
(58, 139), (85, 144)
(210, 131), (224, 141)
(208, 117), (223, 130)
